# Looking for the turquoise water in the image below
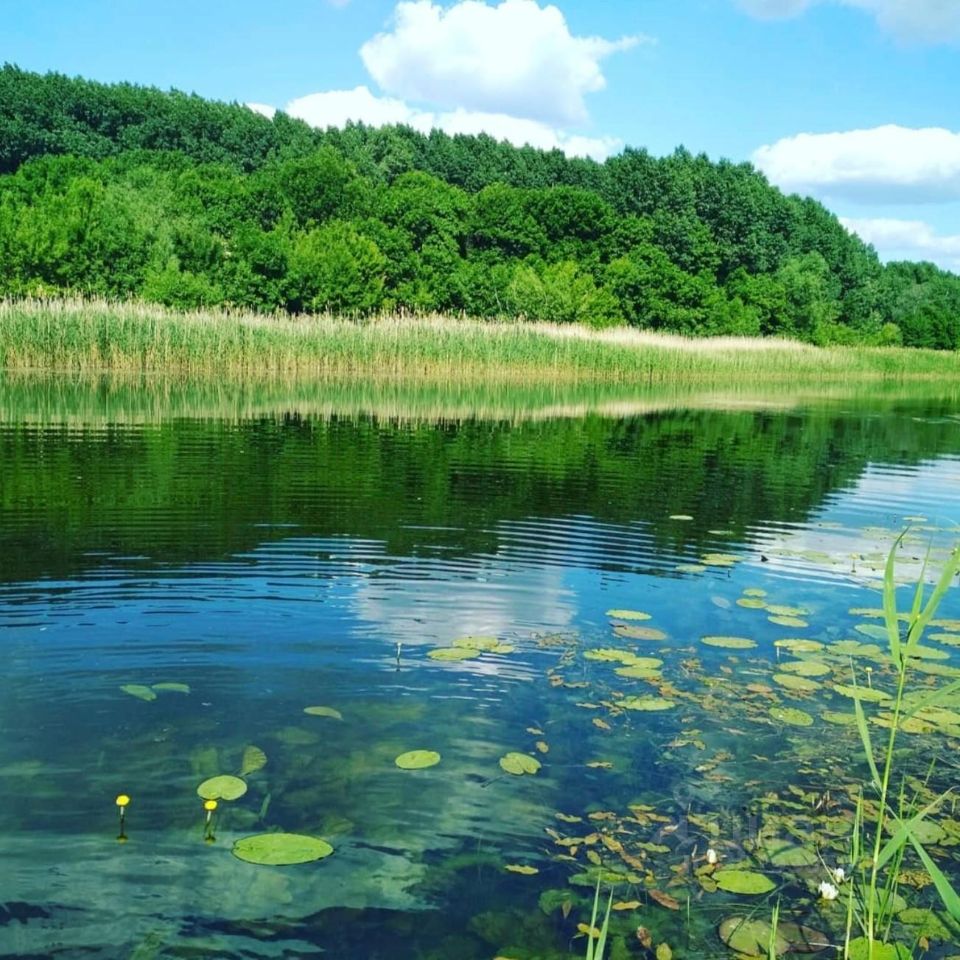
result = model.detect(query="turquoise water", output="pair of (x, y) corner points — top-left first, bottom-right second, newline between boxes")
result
(1, 387), (959, 959)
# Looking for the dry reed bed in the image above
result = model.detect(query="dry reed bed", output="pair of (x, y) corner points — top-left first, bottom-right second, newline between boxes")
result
(1, 298), (958, 383)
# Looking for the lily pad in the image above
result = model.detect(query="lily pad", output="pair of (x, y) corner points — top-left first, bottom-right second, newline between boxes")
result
(822, 710), (857, 726)
(778, 660), (831, 677)
(584, 648), (656, 666)
(774, 639), (824, 653)
(428, 647), (481, 661)
(454, 636), (514, 653)
(120, 684), (157, 702)
(765, 839), (818, 867)
(499, 752), (542, 775)
(769, 616), (808, 628)
(847, 938), (910, 960)
(832, 684), (892, 703)
(713, 869), (776, 894)
(744, 588), (768, 598)
(606, 609), (652, 621)
(615, 665), (663, 679)
(617, 696), (677, 711)
(304, 705), (343, 719)
(718, 916), (829, 957)
(737, 598), (768, 609)
(395, 750), (441, 770)
(701, 636), (757, 650)
(855, 623), (891, 641)
(769, 706), (814, 726)
(504, 864), (539, 875)
(614, 625), (667, 641)
(773, 673), (823, 692)
(197, 775), (248, 801)
(151, 682), (190, 694)
(232, 832), (333, 866)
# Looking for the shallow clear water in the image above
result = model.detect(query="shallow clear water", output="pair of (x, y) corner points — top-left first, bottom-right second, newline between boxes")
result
(1, 384), (960, 959)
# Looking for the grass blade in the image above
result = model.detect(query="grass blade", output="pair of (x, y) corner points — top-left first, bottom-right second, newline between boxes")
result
(877, 791), (950, 870)
(906, 545), (960, 654)
(910, 835), (960, 921)
(852, 691), (881, 791)
(883, 533), (905, 666)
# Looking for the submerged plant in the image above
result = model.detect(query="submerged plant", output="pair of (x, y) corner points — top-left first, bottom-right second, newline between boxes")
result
(584, 877), (613, 960)
(846, 534), (960, 958)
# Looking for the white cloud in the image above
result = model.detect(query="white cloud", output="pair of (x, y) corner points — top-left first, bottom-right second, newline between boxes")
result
(246, 102), (277, 119)
(753, 125), (960, 203)
(286, 86), (431, 131)
(841, 217), (960, 271)
(359, 0), (647, 125)
(738, 0), (960, 42)
(277, 86), (620, 160)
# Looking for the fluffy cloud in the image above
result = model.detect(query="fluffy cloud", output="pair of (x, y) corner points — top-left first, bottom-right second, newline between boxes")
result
(280, 86), (620, 160)
(753, 125), (960, 203)
(737, 0), (960, 43)
(359, 0), (646, 125)
(841, 217), (960, 271)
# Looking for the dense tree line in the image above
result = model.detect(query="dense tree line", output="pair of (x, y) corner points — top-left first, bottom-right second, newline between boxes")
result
(2, 64), (958, 349)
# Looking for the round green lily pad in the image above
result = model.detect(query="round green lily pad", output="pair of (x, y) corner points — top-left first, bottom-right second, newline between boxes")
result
(769, 706), (814, 726)
(428, 647), (481, 661)
(499, 752), (541, 775)
(395, 750), (441, 770)
(614, 625), (667, 641)
(766, 839), (818, 866)
(232, 832), (333, 865)
(606, 609), (652, 621)
(701, 636), (757, 650)
(737, 598), (767, 609)
(769, 615), (808, 628)
(718, 916), (829, 957)
(822, 710), (857, 726)
(617, 696), (676, 711)
(773, 673), (823, 692)
(775, 639), (824, 653)
(614, 665), (663, 680)
(714, 869), (776, 894)
(304, 705), (343, 719)
(584, 648), (654, 665)
(832, 684), (892, 703)
(778, 660), (831, 677)
(453, 636), (502, 651)
(197, 775), (248, 801)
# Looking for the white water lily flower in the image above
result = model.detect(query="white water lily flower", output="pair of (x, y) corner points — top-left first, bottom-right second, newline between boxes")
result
(832, 866), (847, 884)
(705, 848), (719, 865)
(818, 881), (839, 900)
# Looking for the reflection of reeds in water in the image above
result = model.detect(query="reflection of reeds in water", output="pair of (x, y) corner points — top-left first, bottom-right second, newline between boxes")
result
(3, 298), (960, 387)
(3, 369), (960, 429)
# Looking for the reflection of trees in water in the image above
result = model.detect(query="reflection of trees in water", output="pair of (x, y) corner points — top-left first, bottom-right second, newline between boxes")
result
(1, 399), (958, 583)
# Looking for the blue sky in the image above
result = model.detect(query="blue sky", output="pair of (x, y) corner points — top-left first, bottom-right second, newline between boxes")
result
(5, 0), (960, 270)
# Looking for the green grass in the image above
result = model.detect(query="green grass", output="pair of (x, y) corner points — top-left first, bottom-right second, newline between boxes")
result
(2, 298), (960, 383)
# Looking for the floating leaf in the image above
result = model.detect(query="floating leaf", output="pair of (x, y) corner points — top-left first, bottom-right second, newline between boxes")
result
(499, 752), (541, 775)
(744, 589), (768, 598)
(822, 710), (857, 726)
(675, 563), (707, 574)
(701, 636), (757, 650)
(773, 673), (823, 692)
(505, 864), (539, 875)
(846, 938), (911, 960)
(769, 706), (814, 727)
(197, 775), (247, 801)
(778, 660), (831, 677)
(606, 609), (652, 621)
(855, 623), (891, 641)
(766, 605), (807, 617)
(120, 684), (156, 702)
(617, 696), (676, 711)
(613, 900), (641, 911)
(304, 705), (343, 719)
(648, 889), (681, 910)
(232, 832), (333, 866)
(453, 635), (500, 650)
(737, 598), (767, 610)
(615, 665), (663, 679)
(395, 750), (441, 770)
(428, 647), (481, 661)
(766, 839), (818, 866)
(713, 869), (776, 894)
(669, 515), (693, 521)
(584, 649), (660, 667)
(832, 684), (892, 703)
(614, 625), (667, 641)
(718, 916), (829, 957)
(240, 745), (267, 776)
(775, 639), (824, 653)
(151, 682), (190, 694)
(769, 616), (808, 628)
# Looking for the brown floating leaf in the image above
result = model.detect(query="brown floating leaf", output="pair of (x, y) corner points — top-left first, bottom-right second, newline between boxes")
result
(649, 889), (681, 910)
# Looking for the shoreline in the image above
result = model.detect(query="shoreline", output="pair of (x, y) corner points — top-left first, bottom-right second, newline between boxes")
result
(2, 297), (960, 384)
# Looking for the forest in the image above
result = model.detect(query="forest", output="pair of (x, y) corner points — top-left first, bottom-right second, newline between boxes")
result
(2, 64), (959, 350)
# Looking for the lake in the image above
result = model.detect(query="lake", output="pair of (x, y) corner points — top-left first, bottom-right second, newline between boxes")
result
(1, 379), (960, 960)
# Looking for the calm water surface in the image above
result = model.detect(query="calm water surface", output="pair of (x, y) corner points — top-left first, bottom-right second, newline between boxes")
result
(1, 383), (960, 959)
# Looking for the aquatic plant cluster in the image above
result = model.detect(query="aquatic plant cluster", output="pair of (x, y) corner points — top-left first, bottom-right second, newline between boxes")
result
(4, 298), (960, 381)
(101, 535), (960, 959)
(2, 66), (959, 348)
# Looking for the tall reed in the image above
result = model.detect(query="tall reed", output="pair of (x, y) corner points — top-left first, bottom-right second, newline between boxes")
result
(3, 298), (960, 384)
